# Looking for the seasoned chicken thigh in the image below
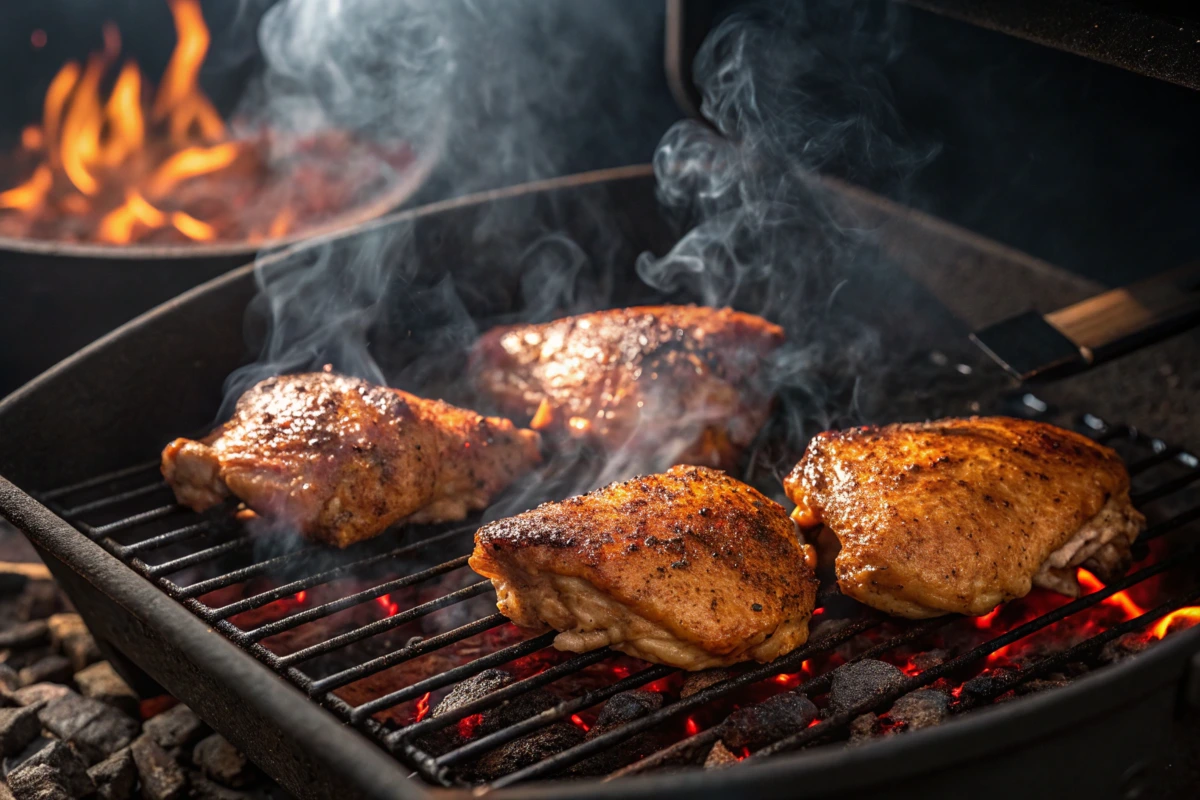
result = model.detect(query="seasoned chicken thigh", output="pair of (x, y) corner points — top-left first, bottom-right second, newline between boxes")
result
(469, 305), (784, 470)
(469, 465), (818, 670)
(784, 417), (1144, 619)
(162, 371), (541, 547)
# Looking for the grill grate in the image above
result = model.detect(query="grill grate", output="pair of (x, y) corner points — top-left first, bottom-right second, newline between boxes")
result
(40, 398), (1200, 788)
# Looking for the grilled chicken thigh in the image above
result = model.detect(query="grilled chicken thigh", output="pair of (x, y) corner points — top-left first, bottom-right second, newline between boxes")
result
(784, 417), (1144, 619)
(469, 305), (784, 470)
(469, 465), (818, 670)
(162, 371), (542, 547)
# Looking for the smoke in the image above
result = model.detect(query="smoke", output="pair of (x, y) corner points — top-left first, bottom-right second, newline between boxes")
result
(637, 1), (942, 473)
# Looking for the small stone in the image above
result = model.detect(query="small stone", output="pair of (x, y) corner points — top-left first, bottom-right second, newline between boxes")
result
(43, 617), (84, 651)
(431, 669), (512, 718)
(0, 707), (41, 758)
(7, 741), (93, 799)
(848, 713), (880, 744)
(10, 686), (68, 708)
(87, 748), (136, 800)
(59, 638), (99, 676)
(142, 705), (207, 751)
(828, 660), (907, 715)
(704, 741), (740, 768)
(17, 658), (70, 688)
(0, 625), (47, 652)
(721, 693), (818, 751)
(465, 723), (584, 783)
(887, 689), (951, 731)
(130, 735), (186, 800)
(192, 736), (254, 789)
(39, 693), (138, 765)
(73, 663), (138, 719)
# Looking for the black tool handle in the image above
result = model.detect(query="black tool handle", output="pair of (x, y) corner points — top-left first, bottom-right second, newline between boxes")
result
(971, 263), (1200, 381)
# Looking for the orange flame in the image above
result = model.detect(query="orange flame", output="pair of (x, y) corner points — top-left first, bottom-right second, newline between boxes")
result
(1078, 568), (1145, 622)
(21, 126), (43, 151)
(154, 0), (224, 144)
(101, 62), (145, 166)
(1151, 607), (1200, 640)
(147, 143), (240, 197)
(0, 166), (53, 211)
(415, 692), (431, 722)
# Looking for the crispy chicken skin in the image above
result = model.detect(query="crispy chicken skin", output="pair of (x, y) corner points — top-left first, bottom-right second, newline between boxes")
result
(784, 417), (1144, 619)
(469, 305), (784, 470)
(469, 465), (818, 670)
(161, 372), (542, 548)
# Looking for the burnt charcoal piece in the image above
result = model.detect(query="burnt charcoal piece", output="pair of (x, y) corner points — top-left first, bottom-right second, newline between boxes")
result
(130, 735), (186, 800)
(38, 693), (139, 765)
(0, 706), (41, 757)
(193, 735), (255, 788)
(0, 665), (20, 693)
(848, 713), (879, 744)
(0, 623), (48, 651)
(7, 741), (93, 799)
(87, 748), (136, 800)
(45, 615), (99, 674)
(465, 723), (585, 783)
(1099, 632), (1152, 664)
(15, 584), (59, 624)
(570, 691), (665, 776)
(828, 660), (907, 715)
(887, 689), (951, 731)
(906, 648), (950, 673)
(7, 763), (72, 800)
(189, 773), (259, 800)
(721, 692), (818, 752)
(679, 669), (734, 699)
(10, 685), (69, 708)
(74, 663), (139, 719)
(957, 670), (1013, 704)
(1012, 675), (1073, 697)
(432, 669), (513, 718)
(704, 741), (740, 768)
(142, 705), (208, 751)
(17, 658), (71, 689)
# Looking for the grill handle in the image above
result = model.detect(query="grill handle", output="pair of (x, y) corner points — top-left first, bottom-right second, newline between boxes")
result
(970, 262), (1200, 382)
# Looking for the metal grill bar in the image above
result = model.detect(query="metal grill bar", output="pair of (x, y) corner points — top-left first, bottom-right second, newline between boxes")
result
(39, 459), (160, 500)
(42, 405), (1200, 790)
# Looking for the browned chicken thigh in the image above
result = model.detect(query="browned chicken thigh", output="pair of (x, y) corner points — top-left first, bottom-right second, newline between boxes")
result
(469, 465), (818, 670)
(784, 417), (1144, 619)
(161, 371), (542, 547)
(469, 305), (784, 470)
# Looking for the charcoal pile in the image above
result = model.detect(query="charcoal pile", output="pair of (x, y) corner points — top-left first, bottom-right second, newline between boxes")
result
(0, 558), (289, 800)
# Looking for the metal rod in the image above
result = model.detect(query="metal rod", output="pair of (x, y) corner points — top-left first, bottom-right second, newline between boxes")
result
(91, 504), (184, 536)
(145, 537), (250, 577)
(277, 582), (494, 667)
(121, 521), (212, 554)
(1132, 468), (1200, 505)
(308, 615), (508, 696)
(40, 459), (160, 500)
(239, 559), (476, 638)
(60, 482), (168, 516)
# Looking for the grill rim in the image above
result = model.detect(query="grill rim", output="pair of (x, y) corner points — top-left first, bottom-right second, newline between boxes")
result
(2, 165), (1199, 798)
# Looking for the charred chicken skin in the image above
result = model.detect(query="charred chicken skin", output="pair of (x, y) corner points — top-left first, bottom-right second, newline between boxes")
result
(469, 465), (818, 670)
(469, 305), (784, 470)
(161, 372), (542, 548)
(784, 417), (1144, 619)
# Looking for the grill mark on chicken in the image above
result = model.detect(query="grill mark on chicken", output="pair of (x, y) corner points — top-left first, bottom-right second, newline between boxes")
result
(469, 465), (818, 670)
(469, 305), (784, 470)
(783, 416), (1144, 619)
(161, 371), (542, 548)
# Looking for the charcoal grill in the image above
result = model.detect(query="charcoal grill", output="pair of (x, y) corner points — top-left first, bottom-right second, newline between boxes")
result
(2, 167), (1200, 799)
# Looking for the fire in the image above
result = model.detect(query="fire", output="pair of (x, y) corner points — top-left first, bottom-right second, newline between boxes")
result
(684, 716), (700, 736)
(294, 591), (307, 604)
(0, 0), (278, 245)
(458, 714), (485, 738)
(569, 714), (590, 732)
(1151, 607), (1200, 640)
(971, 607), (1002, 630)
(376, 594), (400, 617)
(1077, 568), (1145, 621)
(415, 692), (431, 722)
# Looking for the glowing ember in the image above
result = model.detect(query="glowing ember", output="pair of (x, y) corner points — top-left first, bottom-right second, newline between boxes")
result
(376, 594), (400, 617)
(684, 716), (700, 736)
(0, 0), (414, 246)
(972, 606), (1002, 630)
(458, 714), (484, 738)
(1151, 607), (1200, 640)
(415, 692), (431, 723)
(570, 714), (590, 732)
(294, 591), (307, 604)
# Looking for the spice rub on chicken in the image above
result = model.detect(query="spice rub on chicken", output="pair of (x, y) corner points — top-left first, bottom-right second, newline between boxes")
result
(784, 417), (1144, 619)
(469, 465), (818, 671)
(161, 371), (542, 548)
(469, 305), (784, 470)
